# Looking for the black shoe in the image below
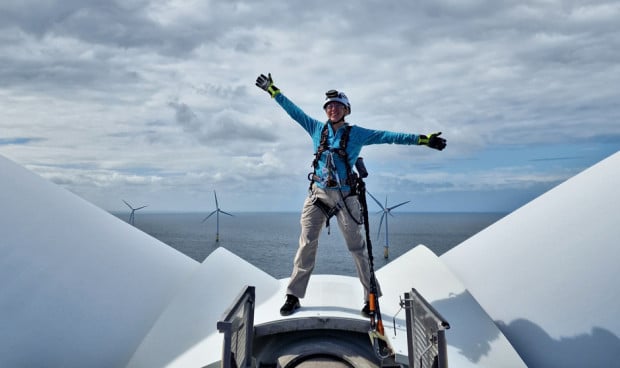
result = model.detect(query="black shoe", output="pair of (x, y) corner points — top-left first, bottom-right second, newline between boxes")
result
(280, 294), (300, 316)
(361, 302), (371, 318)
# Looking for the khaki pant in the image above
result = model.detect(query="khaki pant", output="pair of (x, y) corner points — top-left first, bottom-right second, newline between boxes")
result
(286, 184), (381, 302)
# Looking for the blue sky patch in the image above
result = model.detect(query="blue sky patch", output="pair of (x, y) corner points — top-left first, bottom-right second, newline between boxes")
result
(0, 137), (44, 145)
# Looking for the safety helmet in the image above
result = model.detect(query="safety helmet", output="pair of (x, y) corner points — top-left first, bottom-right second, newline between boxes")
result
(323, 89), (351, 115)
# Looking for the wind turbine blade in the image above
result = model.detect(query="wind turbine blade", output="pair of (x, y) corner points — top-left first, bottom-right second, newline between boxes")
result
(202, 210), (217, 222)
(214, 191), (219, 210)
(377, 213), (386, 240)
(122, 200), (133, 210)
(135, 205), (148, 211)
(388, 200), (410, 211)
(367, 191), (384, 210)
(220, 210), (234, 217)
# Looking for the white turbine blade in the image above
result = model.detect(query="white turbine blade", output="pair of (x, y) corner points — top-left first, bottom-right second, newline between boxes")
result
(367, 191), (384, 209)
(135, 205), (148, 211)
(214, 191), (219, 209)
(220, 210), (234, 217)
(388, 200), (410, 211)
(377, 213), (386, 240)
(123, 200), (133, 210)
(202, 210), (217, 222)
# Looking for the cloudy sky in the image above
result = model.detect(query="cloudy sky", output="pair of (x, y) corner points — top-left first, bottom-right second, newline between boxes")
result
(1, 0), (618, 214)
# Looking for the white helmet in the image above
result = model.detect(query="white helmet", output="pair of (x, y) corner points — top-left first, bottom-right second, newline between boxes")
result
(323, 89), (351, 115)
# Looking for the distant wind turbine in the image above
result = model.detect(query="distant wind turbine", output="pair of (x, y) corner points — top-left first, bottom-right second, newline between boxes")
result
(202, 191), (234, 242)
(123, 200), (148, 225)
(367, 191), (410, 259)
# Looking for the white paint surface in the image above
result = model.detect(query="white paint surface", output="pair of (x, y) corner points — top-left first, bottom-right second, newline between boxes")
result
(0, 155), (198, 367)
(442, 151), (620, 367)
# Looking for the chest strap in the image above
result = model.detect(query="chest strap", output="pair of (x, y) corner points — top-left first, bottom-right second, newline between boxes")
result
(309, 123), (353, 189)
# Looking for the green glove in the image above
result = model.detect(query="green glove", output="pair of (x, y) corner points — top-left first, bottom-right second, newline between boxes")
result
(418, 132), (446, 151)
(255, 73), (280, 98)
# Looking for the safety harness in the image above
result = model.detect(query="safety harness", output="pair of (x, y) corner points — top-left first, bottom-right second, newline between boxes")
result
(308, 122), (353, 189)
(308, 122), (361, 232)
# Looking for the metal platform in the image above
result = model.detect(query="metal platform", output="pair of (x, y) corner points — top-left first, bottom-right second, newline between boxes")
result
(216, 286), (448, 368)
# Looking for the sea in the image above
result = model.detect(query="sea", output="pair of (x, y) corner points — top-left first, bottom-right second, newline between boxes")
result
(113, 212), (506, 279)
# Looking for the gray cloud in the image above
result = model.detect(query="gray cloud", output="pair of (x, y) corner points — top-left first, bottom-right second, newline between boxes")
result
(1, 0), (618, 212)
(168, 101), (278, 146)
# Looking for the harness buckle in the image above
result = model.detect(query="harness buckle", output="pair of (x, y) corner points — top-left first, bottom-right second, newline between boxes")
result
(308, 173), (340, 188)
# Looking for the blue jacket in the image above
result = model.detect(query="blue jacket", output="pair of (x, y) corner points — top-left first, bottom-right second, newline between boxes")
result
(275, 93), (421, 190)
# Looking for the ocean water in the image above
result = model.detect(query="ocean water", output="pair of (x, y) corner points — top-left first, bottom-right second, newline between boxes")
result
(116, 212), (505, 279)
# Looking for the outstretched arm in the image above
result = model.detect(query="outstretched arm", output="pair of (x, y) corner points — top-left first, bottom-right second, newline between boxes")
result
(255, 73), (322, 136)
(357, 127), (447, 151)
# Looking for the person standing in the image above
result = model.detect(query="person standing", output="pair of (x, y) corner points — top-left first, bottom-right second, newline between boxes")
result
(255, 73), (446, 316)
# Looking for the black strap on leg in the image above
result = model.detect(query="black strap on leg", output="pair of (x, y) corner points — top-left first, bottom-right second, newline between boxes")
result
(312, 197), (341, 234)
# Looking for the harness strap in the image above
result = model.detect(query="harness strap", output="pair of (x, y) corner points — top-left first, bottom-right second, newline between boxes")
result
(309, 123), (353, 190)
(312, 197), (341, 233)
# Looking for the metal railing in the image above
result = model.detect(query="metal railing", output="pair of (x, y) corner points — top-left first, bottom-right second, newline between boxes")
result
(217, 285), (255, 368)
(402, 288), (450, 368)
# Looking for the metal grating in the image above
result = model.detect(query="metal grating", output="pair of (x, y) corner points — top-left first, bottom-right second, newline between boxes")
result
(403, 289), (450, 368)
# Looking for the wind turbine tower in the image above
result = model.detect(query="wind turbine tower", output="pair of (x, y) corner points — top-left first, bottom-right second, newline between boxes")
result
(202, 191), (234, 242)
(122, 200), (148, 225)
(367, 192), (410, 259)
